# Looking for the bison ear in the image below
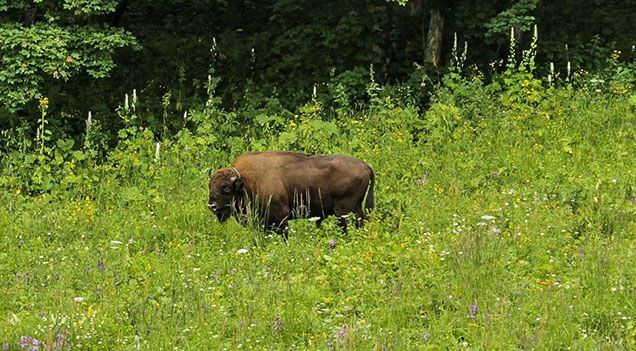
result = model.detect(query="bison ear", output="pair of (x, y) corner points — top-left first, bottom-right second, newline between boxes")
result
(233, 178), (244, 193)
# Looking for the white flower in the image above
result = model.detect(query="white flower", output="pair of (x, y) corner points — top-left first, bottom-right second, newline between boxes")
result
(237, 248), (248, 254)
(74, 297), (85, 303)
(480, 215), (496, 220)
(110, 240), (123, 245)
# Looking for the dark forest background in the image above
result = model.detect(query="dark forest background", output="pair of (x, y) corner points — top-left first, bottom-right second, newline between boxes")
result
(1, 0), (634, 140)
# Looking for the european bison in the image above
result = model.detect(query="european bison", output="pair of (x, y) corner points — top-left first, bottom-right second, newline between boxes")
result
(208, 151), (374, 233)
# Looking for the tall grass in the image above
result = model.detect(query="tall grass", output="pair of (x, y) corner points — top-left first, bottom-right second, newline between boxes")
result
(0, 50), (635, 349)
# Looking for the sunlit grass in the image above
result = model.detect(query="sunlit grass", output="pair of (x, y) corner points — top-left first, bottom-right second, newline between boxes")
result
(0, 85), (634, 350)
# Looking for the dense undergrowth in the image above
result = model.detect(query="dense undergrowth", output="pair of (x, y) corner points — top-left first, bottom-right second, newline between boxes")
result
(1, 47), (635, 349)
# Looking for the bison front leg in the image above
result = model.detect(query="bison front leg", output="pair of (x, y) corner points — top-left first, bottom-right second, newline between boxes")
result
(263, 204), (291, 238)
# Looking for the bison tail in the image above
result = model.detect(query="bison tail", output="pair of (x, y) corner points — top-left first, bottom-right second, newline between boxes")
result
(364, 167), (375, 213)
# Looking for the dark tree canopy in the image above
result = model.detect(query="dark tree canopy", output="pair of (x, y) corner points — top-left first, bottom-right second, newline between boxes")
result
(1, 0), (634, 133)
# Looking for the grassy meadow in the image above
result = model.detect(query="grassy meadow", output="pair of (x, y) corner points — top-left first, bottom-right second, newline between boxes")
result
(1, 72), (635, 350)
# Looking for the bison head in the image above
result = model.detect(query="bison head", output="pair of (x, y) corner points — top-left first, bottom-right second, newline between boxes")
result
(208, 167), (244, 222)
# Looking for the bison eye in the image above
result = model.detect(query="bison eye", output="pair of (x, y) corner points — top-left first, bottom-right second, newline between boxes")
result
(221, 185), (232, 194)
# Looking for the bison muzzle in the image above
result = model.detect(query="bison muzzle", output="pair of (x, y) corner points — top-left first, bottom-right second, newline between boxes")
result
(208, 151), (374, 233)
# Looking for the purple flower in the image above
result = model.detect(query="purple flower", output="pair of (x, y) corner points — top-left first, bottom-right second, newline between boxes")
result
(273, 316), (284, 332)
(3, 343), (9, 351)
(469, 304), (478, 319)
(17, 336), (40, 350)
(578, 245), (585, 257)
(54, 329), (70, 349)
(338, 324), (349, 340)
(328, 239), (336, 250)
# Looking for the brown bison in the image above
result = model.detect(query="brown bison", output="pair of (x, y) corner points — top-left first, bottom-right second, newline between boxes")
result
(208, 151), (374, 233)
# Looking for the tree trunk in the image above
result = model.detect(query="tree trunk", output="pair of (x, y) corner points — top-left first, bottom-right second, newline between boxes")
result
(22, 0), (36, 26)
(111, 0), (131, 27)
(423, 7), (444, 69)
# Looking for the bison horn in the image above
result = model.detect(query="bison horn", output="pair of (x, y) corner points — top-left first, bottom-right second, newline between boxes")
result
(231, 167), (241, 179)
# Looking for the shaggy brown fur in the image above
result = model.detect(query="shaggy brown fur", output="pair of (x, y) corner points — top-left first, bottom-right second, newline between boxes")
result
(208, 151), (374, 233)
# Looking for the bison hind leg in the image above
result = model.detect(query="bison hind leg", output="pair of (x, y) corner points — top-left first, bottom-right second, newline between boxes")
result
(354, 208), (366, 229)
(336, 216), (348, 233)
(333, 203), (354, 233)
(264, 212), (290, 239)
(334, 201), (369, 232)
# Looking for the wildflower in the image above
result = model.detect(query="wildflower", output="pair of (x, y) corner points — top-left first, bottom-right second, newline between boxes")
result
(54, 330), (69, 349)
(39, 97), (49, 109)
(491, 171), (500, 178)
(328, 239), (336, 250)
(65, 56), (73, 64)
(236, 248), (248, 254)
(273, 316), (284, 332)
(469, 304), (478, 319)
(480, 215), (496, 221)
(415, 173), (429, 185)
(422, 332), (430, 342)
(2, 343), (8, 351)
(73, 297), (84, 303)
(18, 336), (41, 349)
(338, 324), (349, 341)
(489, 227), (501, 235)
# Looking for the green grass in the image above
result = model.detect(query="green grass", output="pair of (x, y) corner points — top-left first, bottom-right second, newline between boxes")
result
(1, 85), (635, 350)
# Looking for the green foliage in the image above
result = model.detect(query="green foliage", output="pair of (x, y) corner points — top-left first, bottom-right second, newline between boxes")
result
(2, 0), (634, 132)
(488, 25), (544, 108)
(1, 71), (635, 348)
(0, 1), (136, 111)
(0, 10), (635, 349)
(485, 0), (539, 44)
(274, 103), (338, 154)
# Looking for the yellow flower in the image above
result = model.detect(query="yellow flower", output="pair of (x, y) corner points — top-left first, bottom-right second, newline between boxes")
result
(39, 97), (49, 108)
